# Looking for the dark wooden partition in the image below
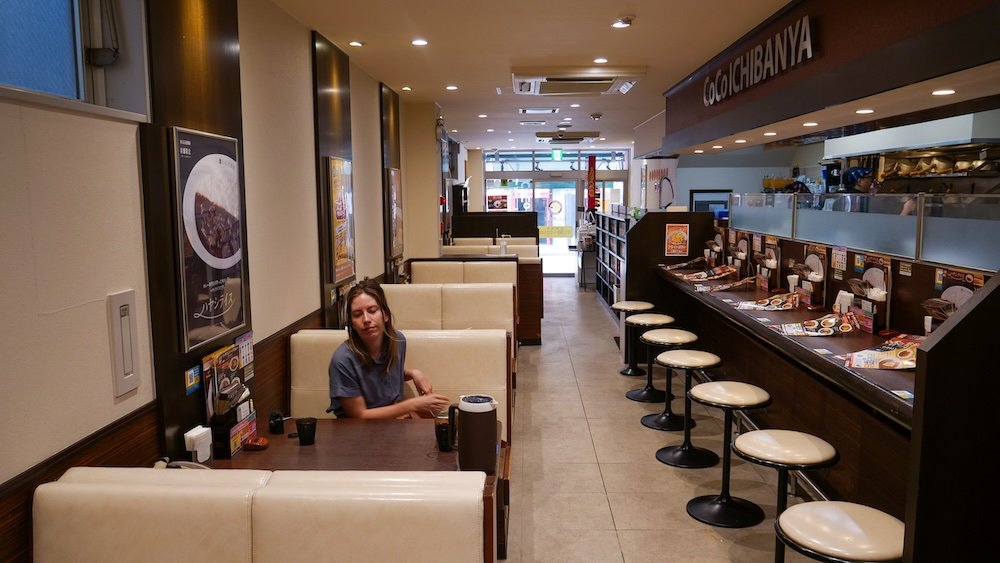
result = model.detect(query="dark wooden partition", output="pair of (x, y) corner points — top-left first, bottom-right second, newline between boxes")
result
(452, 212), (538, 240)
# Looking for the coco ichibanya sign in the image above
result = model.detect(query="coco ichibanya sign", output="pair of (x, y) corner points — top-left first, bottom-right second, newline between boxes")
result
(703, 15), (814, 107)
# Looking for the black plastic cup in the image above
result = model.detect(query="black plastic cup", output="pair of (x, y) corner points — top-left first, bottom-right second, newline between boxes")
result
(296, 417), (317, 446)
(268, 411), (285, 435)
(434, 411), (452, 452)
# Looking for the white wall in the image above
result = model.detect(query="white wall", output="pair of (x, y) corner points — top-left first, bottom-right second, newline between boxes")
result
(348, 65), (388, 279)
(0, 100), (154, 483)
(239, 0), (320, 338)
(401, 101), (442, 258)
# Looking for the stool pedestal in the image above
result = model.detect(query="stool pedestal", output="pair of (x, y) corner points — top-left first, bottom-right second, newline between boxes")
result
(641, 337), (699, 430)
(655, 367), (716, 468)
(610, 301), (654, 377)
(624, 318), (676, 402)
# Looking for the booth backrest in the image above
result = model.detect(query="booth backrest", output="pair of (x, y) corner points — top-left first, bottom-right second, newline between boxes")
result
(442, 245), (490, 255)
(408, 261), (466, 284)
(453, 237), (494, 246)
(34, 467), (487, 563)
(498, 237), (536, 245)
(491, 244), (538, 258)
(382, 283), (443, 328)
(463, 261), (517, 284)
(382, 282), (516, 347)
(290, 328), (512, 442)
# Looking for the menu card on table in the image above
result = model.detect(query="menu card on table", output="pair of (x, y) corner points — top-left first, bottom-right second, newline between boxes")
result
(774, 312), (861, 336)
(736, 291), (800, 311)
(843, 334), (923, 370)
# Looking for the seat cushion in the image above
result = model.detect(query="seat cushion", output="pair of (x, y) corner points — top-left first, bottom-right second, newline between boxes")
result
(655, 349), (720, 369)
(642, 328), (697, 346)
(733, 430), (838, 468)
(690, 381), (771, 409)
(777, 501), (904, 562)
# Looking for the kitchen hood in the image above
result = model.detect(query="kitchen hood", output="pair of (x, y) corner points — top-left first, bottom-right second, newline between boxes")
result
(823, 109), (1000, 159)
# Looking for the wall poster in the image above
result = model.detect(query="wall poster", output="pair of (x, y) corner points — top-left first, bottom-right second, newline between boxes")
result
(173, 127), (247, 352)
(665, 223), (690, 256)
(329, 157), (356, 284)
(386, 167), (404, 259)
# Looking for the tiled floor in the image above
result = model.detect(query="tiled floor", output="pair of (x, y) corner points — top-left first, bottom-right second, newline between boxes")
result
(504, 276), (815, 562)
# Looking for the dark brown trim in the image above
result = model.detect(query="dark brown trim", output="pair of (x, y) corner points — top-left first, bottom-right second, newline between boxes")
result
(0, 403), (160, 563)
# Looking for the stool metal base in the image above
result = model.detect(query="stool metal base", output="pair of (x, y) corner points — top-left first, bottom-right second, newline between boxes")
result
(656, 444), (718, 468)
(686, 494), (764, 528)
(620, 366), (645, 377)
(626, 386), (665, 403)
(641, 411), (693, 431)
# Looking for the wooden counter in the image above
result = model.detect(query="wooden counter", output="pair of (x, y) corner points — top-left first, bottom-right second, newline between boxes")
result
(653, 266), (911, 519)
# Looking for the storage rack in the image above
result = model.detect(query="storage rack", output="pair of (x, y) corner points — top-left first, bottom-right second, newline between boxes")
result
(594, 212), (632, 307)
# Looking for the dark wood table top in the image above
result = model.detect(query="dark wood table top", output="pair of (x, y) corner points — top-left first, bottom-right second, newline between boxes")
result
(657, 266), (914, 428)
(211, 418), (459, 471)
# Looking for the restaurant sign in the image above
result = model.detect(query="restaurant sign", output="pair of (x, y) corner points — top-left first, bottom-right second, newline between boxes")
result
(703, 15), (814, 107)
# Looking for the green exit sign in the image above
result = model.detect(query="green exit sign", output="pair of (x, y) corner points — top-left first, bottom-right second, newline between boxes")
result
(551, 148), (563, 161)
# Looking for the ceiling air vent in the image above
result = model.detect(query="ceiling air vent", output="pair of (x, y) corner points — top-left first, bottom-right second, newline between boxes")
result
(518, 107), (559, 114)
(520, 120), (547, 126)
(535, 130), (600, 145)
(512, 66), (646, 96)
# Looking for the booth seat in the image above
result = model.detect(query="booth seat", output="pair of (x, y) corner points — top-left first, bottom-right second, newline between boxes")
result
(440, 244), (539, 258)
(290, 328), (512, 444)
(33, 467), (487, 563)
(451, 236), (536, 246)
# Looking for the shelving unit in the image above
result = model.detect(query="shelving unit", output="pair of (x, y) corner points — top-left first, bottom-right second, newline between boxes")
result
(594, 212), (631, 307)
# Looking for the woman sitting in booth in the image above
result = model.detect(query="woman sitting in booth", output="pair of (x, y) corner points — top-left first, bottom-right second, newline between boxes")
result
(328, 279), (451, 419)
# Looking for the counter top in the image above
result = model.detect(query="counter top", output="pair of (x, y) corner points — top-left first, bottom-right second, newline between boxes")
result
(656, 266), (914, 429)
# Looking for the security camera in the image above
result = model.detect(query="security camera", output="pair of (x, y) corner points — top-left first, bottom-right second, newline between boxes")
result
(590, 112), (603, 120)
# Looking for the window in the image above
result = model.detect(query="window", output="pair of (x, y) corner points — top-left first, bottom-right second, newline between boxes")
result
(0, 0), (149, 118)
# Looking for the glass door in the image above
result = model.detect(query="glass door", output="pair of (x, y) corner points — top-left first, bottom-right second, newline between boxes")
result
(534, 180), (578, 275)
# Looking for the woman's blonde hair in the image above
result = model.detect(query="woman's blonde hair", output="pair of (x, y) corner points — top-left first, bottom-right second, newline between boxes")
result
(343, 278), (400, 371)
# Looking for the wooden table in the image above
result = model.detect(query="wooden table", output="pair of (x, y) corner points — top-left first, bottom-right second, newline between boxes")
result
(212, 418), (510, 561)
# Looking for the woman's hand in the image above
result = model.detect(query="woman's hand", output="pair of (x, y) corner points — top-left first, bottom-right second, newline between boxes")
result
(408, 393), (451, 418)
(406, 368), (434, 395)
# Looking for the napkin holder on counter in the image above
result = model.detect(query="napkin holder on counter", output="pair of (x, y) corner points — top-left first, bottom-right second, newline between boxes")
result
(790, 263), (826, 310)
(184, 426), (212, 463)
(843, 281), (886, 335)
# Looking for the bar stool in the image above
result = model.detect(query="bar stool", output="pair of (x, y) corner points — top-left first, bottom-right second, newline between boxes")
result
(654, 349), (722, 469)
(685, 380), (772, 528)
(640, 330), (699, 429)
(610, 300), (654, 376)
(776, 501), (904, 563)
(623, 313), (675, 398)
(733, 430), (839, 562)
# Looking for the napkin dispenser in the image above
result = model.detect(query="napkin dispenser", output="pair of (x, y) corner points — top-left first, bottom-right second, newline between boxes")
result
(184, 425), (212, 463)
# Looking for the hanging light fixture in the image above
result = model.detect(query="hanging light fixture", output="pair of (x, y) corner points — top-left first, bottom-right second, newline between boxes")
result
(611, 16), (633, 29)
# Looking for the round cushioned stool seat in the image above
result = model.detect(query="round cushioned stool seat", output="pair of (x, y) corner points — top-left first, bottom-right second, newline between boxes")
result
(624, 313), (675, 327)
(777, 501), (904, 562)
(656, 349), (721, 370)
(733, 430), (837, 468)
(643, 328), (697, 347)
(610, 300), (654, 312)
(690, 381), (771, 409)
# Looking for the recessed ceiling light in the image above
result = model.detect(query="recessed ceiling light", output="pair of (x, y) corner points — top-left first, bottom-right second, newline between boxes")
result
(803, 121), (818, 127)
(475, 147), (481, 150)
(694, 149), (705, 154)
(611, 16), (633, 29)
(507, 138), (514, 142)
(478, 114), (488, 118)
(599, 137), (606, 141)
(734, 139), (747, 143)
(445, 85), (458, 90)
(564, 117), (572, 121)
(594, 57), (608, 64)
(763, 131), (777, 136)
(570, 103), (580, 108)
(856, 109), (875, 114)
(401, 86), (411, 91)
(451, 129), (458, 133)
(348, 41), (364, 47)
(712, 145), (723, 149)
(932, 89), (956, 96)
(486, 129), (494, 132)
(411, 38), (428, 46)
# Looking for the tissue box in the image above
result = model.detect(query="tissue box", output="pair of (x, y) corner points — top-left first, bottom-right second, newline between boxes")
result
(849, 297), (884, 334)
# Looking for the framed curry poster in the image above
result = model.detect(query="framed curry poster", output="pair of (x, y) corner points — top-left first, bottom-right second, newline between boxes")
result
(386, 167), (404, 259)
(329, 157), (356, 284)
(173, 127), (248, 352)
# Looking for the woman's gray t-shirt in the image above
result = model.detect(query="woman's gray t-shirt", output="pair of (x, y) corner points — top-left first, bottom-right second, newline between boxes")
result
(327, 334), (406, 417)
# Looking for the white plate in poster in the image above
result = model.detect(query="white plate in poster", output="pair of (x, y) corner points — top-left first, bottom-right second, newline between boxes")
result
(862, 267), (886, 290)
(804, 253), (823, 274)
(183, 154), (242, 270)
(737, 239), (748, 253)
(714, 234), (723, 248)
(941, 285), (974, 308)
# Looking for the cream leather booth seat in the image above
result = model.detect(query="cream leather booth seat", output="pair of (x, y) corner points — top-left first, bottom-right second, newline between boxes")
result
(453, 237), (495, 246)
(440, 244), (539, 258)
(34, 466), (487, 563)
(290, 328), (512, 443)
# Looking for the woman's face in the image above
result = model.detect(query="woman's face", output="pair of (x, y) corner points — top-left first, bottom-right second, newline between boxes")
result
(349, 292), (386, 342)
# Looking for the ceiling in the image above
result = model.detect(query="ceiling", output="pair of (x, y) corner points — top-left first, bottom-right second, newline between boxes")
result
(268, 0), (1000, 157)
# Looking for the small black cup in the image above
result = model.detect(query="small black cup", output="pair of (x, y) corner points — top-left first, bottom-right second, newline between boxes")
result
(434, 412), (452, 452)
(295, 417), (317, 446)
(268, 411), (285, 435)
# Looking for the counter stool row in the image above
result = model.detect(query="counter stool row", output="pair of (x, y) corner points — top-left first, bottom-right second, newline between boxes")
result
(611, 300), (904, 563)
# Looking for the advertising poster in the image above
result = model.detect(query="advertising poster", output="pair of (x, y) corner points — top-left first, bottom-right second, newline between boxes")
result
(387, 168), (404, 259)
(330, 158), (356, 284)
(488, 194), (509, 210)
(665, 223), (690, 256)
(173, 127), (246, 352)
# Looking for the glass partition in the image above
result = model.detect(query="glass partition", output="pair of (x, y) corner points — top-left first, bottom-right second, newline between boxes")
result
(793, 194), (917, 258)
(729, 193), (794, 237)
(920, 194), (1000, 271)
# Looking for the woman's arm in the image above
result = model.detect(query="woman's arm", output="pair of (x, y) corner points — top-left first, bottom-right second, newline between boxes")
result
(338, 393), (451, 419)
(404, 368), (433, 395)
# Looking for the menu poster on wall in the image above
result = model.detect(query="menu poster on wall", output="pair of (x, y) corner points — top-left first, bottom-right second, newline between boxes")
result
(386, 168), (404, 259)
(933, 267), (985, 310)
(173, 127), (247, 353)
(665, 224), (690, 256)
(488, 194), (508, 210)
(329, 157), (356, 284)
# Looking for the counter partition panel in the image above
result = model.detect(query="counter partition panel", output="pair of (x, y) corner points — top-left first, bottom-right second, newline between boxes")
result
(729, 193), (794, 238)
(920, 194), (1000, 272)
(791, 194), (918, 259)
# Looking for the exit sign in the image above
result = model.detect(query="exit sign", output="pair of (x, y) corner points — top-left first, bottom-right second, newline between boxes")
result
(551, 148), (563, 161)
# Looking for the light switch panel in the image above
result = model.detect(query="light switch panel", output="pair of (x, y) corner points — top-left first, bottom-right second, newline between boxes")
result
(108, 290), (140, 397)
